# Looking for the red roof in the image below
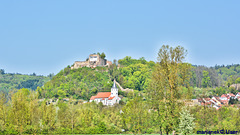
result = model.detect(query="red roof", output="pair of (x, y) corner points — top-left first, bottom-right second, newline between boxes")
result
(221, 94), (227, 98)
(108, 96), (115, 100)
(90, 92), (111, 100)
(228, 93), (235, 97)
(90, 96), (96, 100)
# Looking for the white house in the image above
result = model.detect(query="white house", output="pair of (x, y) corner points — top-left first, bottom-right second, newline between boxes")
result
(89, 80), (121, 106)
(235, 92), (240, 99)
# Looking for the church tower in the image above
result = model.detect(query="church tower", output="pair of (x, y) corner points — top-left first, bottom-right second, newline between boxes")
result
(111, 80), (118, 97)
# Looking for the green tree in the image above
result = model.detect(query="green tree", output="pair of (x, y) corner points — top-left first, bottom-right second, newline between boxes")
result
(0, 93), (7, 132)
(100, 52), (106, 59)
(121, 97), (149, 134)
(226, 75), (237, 87)
(148, 45), (191, 135)
(201, 70), (211, 88)
(9, 88), (30, 134)
(40, 103), (56, 133)
(58, 90), (66, 99)
(235, 77), (240, 84)
(229, 98), (238, 105)
(178, 106), (195, 135)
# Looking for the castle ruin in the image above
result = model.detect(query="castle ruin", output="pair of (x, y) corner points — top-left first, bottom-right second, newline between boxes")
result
(71, 54), (112, 69)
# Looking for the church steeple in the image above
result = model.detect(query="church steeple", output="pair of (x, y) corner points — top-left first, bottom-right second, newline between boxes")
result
(111, 80), (118, 97)
(112, 80), (117, 88)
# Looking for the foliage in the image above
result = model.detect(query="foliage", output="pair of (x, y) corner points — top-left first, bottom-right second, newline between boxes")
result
(118, 56), (150, 67)
(0, 89), (123, 134)
(192, 105), (240, 132)
(148, 45), (192, 135)
(121, 96), (150, 134)
(190, 66), (222, 88)
(97, 52), (106, 59)
(2, 46), (240, 134)
(228, 98), (239, 105)
(119, 63), (151, 90)
(116, 56), (155, 91)
(38, 67), (112, 100)
(178, 106), (195, 135)
(0, 70), (50, 93)
(201, 70), (211, 88)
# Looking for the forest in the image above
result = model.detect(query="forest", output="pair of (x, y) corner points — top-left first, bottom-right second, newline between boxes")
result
(0, 70), (50, 94)
(1, 45), (240, 134)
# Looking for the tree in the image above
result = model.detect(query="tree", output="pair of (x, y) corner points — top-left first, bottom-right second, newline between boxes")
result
(148, 45), (191, 135)
(0, 92), (7, 132)
(57, 90), (66, 99)
(195, 88), (213, 134)
(0, 69), (5, 74)
(178, 106), (195, 135)
(121, 97), (149, 134)
(100, 52), (106, 59)
(226, 75), (237, 87)
(229, 87), (238, 95)
(201, 70), (211, 88)
(40, 103), (56, 133)
(9, 88), (31, 134)
(229, 98), (238, 105)
(235, 77), (240, 84)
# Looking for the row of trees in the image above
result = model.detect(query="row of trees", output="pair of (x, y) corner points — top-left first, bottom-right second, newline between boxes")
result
(1, 89), (240, 134)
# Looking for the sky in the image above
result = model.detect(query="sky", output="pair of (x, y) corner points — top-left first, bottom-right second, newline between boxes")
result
(0, 0), (240, 75)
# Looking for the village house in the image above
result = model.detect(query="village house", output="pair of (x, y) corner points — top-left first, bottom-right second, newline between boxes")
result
(198, 98), (212, 106)
(227, 93), (235, 99)
(235, 92), (240, 99)
(89, 80), (121, 106)
(197, 92), (240, 110)
(220, 94), (228, 100)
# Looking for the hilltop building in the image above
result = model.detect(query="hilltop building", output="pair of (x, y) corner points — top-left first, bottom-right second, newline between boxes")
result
(89, 80), (121, 106)
(71, 54), (112, 69)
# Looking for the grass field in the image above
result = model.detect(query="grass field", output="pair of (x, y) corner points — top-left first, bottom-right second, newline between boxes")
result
(56, 134), (239, 135)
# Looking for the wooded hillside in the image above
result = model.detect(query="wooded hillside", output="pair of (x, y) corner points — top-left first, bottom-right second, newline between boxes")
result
(0, 69), (50, 93)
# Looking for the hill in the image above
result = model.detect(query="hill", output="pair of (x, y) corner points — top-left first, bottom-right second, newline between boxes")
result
(36, 57), (155, 100)
(190, 64), (240, 88)
(37, 66), (113, 100)
(36, 56), (240, 100)
(0, 69), (50, 93)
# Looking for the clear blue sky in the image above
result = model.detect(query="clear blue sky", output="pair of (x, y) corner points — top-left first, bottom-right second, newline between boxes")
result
(0, 0), (240, 75)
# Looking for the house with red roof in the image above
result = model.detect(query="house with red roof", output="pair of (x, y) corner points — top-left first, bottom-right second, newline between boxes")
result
(220, 94), (228, 100)
(227, 93), (235, 98)
(89, 80), (121, 106)
(235, 92), (240, 99)
(198, 98), (212, 106)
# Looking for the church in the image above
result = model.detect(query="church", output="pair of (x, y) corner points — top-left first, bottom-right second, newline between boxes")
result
(89, 80), (121, 106)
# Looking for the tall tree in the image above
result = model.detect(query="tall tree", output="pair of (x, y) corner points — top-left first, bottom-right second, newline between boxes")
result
(148, 45), (191, 135)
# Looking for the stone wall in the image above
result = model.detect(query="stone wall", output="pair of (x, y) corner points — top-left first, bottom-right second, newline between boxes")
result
(71, 61), (89, 69)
